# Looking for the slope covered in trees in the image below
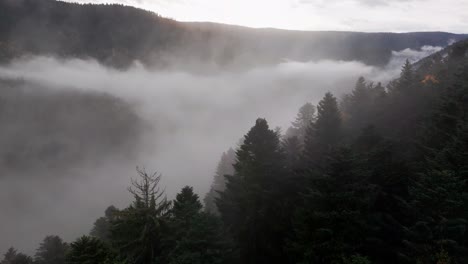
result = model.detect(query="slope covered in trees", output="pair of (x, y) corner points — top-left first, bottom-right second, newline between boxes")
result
(3, 28), (468, 264)
(0, 78), (144, 176)
(0, 0), (466, 69)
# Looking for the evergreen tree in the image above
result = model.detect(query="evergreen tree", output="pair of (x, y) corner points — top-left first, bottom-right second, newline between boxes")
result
(167, 186), (232, 264)
(1, 248), (32, 264)
(341, 77), (375, 135)
(282, 136), (302, 170)
(286, 102), (316, 142)
(34, 235), (68, 264)
(90, 206), (119, 243)
(172, 186), (203, 227)
(217, 118), (287, 264)
(110, 168), (171, 264)
(290, 147), (376, 264)
(204, 149), (236, 214)
(66, 236), (113, 264)
(303, 92), (342, 166)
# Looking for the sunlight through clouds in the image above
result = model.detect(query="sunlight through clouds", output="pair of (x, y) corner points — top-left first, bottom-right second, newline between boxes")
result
(61, 0), (468, 32)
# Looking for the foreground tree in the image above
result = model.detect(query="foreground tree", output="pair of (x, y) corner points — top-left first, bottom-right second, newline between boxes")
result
(66, 236), (113, 264)
(290, 147), (376, 263)
(217, 118), (287, 264)
(167, 186), (232, 264)
(110, 168), (171, 264)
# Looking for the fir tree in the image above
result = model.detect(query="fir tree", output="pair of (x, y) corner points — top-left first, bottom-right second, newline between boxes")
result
(286, 102), (316, 142)
(90, 206), (119, 243)
(217, 118), (287, 264)
(303, 92), (342, 167)
(110, 168), (171, 264)
(167, 187), (232, 264)
(34, 235), (68, 264)
(204, 149), (236, 214)
(66, 236), (113, 264)
(1, 248), (32, 264)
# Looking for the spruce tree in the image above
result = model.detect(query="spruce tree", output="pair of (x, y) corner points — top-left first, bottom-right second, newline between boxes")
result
(286, 102), (316, 142)
(303, 92), (342, 167)
(290, 147), (376, 263)
(204, 149), (236, 214)
(34, 235), (68, 264)
(217, 118), (287, 264)
(110, 168), (171, 264)
(66, 236), (113, 264)
(1, 248), (32, 264)
(167, 186), (232, 264)
(90, 206), (119, 243)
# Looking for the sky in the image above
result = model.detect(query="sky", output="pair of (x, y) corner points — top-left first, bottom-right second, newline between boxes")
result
(62, 0), (468, 33)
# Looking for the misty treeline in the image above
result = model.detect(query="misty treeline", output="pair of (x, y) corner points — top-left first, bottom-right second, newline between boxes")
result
(3, 38), (468, 264)
(0, 79), (143, 173)
(0, 0), (466, 69)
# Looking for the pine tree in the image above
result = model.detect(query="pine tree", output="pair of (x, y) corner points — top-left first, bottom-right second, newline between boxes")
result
(90, 206), (119, 243)
(290, 147), (376, 263)
(34, 235), (68, 264)
(341, 77), (375, 134)
(66, 236), (113, 264)
(1, 248), (32, 264)
(167, 186), (232, 264)
(303, 92), (342, 167)
(204, 149), (236, 214)
(172, 186), (203, 226)
(110, 168), (171, 264)
(217, 118), (287, 264)
(286, 102), (316, 142)
(282, 136), (302, 170)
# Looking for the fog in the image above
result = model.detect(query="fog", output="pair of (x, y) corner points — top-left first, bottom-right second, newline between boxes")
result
(0, 45), (441, 253)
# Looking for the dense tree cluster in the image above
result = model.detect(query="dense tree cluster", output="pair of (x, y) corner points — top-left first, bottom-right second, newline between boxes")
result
(3, 39), (468, 264)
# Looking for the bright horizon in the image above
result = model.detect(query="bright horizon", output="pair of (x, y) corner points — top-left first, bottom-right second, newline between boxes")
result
(61, 0), (468, 33)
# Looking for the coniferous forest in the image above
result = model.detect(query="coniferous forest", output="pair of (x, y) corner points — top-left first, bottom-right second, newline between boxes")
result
(3, 37), (468, 263)
(1, 1), (468, 264)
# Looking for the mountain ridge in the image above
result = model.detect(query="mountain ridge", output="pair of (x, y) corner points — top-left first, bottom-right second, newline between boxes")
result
(0, 0), (466, 69)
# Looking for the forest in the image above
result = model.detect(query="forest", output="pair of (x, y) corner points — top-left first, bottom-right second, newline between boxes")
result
(2, 33), (467, 264)
(0, 0), (466, 69)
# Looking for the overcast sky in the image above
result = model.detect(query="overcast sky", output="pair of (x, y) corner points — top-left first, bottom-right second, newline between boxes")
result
(62, 0), (468, 33)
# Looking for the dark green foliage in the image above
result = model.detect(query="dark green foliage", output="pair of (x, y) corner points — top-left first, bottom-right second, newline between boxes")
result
(290, 147), (377, 264)
(217, 118), (287, 264)
(303, 92), (342, 167)
(34, 235), (68, 264)
(1, 248), (32, 264)
(167, 187), (232, 264)
(90, 206), (119, 243)
(110, 168), (171, 264)
(66, 236), (113, 264)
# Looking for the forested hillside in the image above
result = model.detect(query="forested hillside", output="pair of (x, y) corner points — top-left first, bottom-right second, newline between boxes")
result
(0, 0), (466, 69)
(3, 36), (467, 264)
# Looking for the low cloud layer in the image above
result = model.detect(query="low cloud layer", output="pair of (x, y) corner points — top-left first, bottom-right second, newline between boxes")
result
(0, 45), (441, 253)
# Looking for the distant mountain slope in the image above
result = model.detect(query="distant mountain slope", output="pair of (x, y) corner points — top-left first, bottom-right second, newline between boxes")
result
(0, 0), (466, 69)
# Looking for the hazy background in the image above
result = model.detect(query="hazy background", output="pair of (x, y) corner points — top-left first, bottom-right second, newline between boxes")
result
(0, 44), (442, 253)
